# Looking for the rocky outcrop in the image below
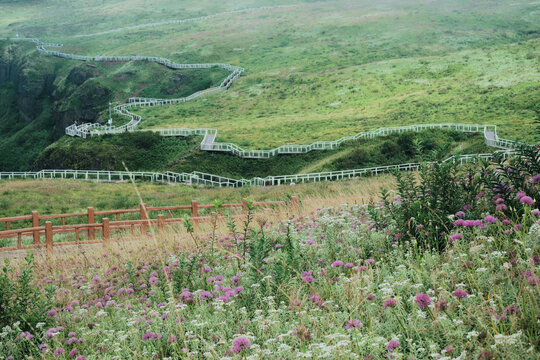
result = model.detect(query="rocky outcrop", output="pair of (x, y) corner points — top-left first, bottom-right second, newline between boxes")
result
(0, 47), (55, 123)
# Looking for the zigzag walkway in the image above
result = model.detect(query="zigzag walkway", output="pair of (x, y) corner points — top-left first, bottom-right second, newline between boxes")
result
(4, 17), (521, 158)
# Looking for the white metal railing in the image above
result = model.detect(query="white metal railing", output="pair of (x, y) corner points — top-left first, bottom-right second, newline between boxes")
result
(0, 152), (516, 188)
(5, 33), (525, 159)
(5, 37), (244, 141)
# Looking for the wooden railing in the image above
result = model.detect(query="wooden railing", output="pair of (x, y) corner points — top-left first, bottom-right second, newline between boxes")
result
(0, 197), (298, 255)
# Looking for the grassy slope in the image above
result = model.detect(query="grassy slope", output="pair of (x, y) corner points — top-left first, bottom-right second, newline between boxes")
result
(1, 0), (538, 150)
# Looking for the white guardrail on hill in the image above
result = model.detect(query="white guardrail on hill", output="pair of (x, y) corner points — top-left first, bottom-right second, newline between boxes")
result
(3, 33), (524, 159)
(0, 152), (516, 188)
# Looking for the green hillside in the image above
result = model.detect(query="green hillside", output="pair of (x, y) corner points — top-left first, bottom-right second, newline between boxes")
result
(0, 0), (538, 173)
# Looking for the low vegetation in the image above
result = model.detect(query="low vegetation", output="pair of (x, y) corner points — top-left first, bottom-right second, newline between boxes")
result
(0, 147), (538, 359)
(1, 0), (539, 173)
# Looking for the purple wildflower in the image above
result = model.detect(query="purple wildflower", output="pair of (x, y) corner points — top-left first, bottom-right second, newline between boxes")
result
(435, 300), (449, 312)
(521, 196), (533, 206)
(453, 289), (468, 299)
(387, 340), (401, 351)
(384, 298), (397, 308)
(142, 332), (162, 341)
(345, 319), (363, 330)
(414, 293), (432, 309)
(449, 233), (462, 243)
(54, 348), (65, 357)
(455, 211), (466, 218)
(199, 290), (212, 300)
(293, 325), (312, 341)
(232, 337), (250, 353)
(484, 216), (497, 224)
(302, 271), (315, 283)
(332, 261), (344, 267)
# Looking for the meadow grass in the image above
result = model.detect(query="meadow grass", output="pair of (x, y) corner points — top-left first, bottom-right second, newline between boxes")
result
(0, 173), (396, 222)
(1, 155), (538, 359)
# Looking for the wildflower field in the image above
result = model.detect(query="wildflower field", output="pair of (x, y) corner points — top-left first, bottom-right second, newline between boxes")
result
(1, 147), (539, 359)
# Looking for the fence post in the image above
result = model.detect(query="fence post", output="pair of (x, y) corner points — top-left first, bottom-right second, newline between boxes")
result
(140, 204), (148, 235)
(32, 211), (40, 244)
(103, 218), (110, 248)
(87, 207), (95, 240)
(158, 214), (165, 234)
(290, 196), (298, 214)
(191, 200), (199, 233)
(45, 221), (53, 258)
(242, 198), (248, 214)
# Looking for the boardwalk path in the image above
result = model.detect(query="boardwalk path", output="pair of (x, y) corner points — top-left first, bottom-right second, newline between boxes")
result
(5, 7), (522, 159)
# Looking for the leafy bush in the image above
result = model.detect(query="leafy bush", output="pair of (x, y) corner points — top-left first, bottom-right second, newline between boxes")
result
(0, 254), (53, 329)
(384, 145), (540, 251)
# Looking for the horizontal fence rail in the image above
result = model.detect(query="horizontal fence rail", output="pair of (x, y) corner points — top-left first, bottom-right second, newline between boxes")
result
(0, 151), (517, 188)
(0, 197), (298, 255)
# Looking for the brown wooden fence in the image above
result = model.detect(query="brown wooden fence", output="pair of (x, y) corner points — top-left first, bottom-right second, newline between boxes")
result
(0, 197), (297, 256)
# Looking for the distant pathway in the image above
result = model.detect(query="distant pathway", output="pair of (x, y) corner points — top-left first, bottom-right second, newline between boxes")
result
(72, 5), (295, 38)
(3, 6), (524, 159)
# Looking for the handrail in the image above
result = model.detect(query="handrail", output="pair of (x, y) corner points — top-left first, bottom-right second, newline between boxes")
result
(0, 151), (517, 188)
(0, 197), (299, 256)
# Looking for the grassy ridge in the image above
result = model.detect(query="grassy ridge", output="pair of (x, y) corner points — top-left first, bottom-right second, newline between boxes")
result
(136, 40), (540, 147)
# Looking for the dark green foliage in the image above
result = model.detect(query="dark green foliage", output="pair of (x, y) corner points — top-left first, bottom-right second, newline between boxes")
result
(0, 254), (53, 330)
(172, 253), (199, 294)
(482, 144), (540, 219)
(35, 132), (196, 171)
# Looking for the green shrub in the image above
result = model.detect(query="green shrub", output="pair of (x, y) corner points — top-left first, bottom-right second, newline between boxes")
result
(0, 254), (53, 330)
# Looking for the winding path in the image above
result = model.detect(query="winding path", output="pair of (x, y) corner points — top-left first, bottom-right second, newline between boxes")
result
(4, 5), (522, 159)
